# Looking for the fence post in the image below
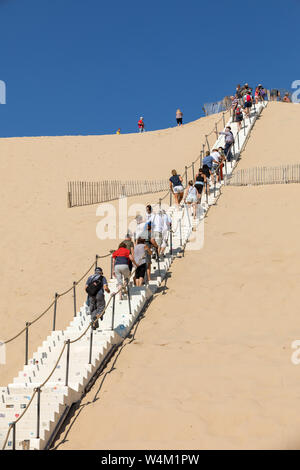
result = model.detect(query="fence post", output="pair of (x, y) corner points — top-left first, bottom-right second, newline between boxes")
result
(88, 324), (93, 365)
(53, 293), (58, 331)
(185, 166), (188, 187)
(192, 162), (195, 180)
(65, 340), (70, 387)
(36, 387), (41, 438)
(169, 226), (173, 256)
(111, 295), (116, 330)
(73, 282), (77, 317)
(67, 190), (72, 208)
(95, 254), (98, 269)
(222, 112), (225, 128)
(215, 122), (218, 138)
(159, 198), (162, 210)
(169, 189), (172, 207)
(25, 322), (30, 366)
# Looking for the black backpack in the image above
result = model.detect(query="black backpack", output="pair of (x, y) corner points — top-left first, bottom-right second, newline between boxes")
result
(86, 276), (103, 297)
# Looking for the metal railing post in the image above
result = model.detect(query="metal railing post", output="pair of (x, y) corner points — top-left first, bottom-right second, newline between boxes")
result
(36, 387), (41, 438)
(65, 340), (70, 387)
(126, 280), (132, 315)
(192, 162), (195, 180)
(205, 135), (210, 152)
(25, 322), (29, 366)
(95, 254), (98, 269)
(185, 166), (188, 187)
(179, 219), (182, 246)
(159, 198), (162, 210)
(111, 295), (116, 330)
(169, 227), (173, 256)
(169, 190), (172, 207)
(157, 250), (161, 277)
(53, 293), (58, 331)
(88, 325), (93, 365)
(222, 112), (225, 128)
(73, 282), (77, 317)
(110, 254), (113, 279)
(12, 422), (16, 450)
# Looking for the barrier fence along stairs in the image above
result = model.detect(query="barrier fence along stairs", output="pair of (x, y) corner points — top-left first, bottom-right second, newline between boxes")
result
(0, 100), (267, 450)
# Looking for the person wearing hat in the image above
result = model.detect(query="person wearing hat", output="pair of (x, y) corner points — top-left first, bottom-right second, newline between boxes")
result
(86, 267), (110, 329)
(138, 116), (145, 133)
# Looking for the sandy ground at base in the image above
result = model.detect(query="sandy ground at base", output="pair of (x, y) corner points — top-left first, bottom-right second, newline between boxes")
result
(0, 112), (221, 385)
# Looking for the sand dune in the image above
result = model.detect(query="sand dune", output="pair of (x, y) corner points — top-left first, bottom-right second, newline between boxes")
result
(51, 103), (300, 450)
(0, 113), (221, 385)
(3, 102), (300, 449)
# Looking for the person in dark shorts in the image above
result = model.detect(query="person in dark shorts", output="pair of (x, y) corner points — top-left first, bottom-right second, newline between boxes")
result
(176, 108), (183, 126)
(134, 238), (152, 286)
(202, 151), (218, 178)
(194, 168), (207, 201)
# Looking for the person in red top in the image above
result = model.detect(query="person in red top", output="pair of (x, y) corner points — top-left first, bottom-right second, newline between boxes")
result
(112, 242), (136, 300)
(138, 116), (145, 133)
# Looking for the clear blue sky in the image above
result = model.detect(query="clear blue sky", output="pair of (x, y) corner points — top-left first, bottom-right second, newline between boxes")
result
(0, 0), (298, 137)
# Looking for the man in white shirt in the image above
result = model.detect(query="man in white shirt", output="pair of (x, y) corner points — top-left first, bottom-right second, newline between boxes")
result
(151, 211), (163, 250)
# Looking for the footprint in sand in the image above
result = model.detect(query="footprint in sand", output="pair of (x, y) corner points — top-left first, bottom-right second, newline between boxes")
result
(222, 232), (237, 236)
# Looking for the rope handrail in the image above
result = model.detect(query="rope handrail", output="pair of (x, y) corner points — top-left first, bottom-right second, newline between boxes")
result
(1, 95), (260, 449)
(1, 263), (140, 450)
(3, 258), (103, 345)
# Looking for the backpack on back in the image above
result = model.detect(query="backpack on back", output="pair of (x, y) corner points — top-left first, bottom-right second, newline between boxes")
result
(86, 276), (103, 297)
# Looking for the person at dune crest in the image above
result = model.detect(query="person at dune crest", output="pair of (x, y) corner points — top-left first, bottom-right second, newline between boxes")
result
(138, 116), (145, 133)
(282, 92), (291, 103)
(176, 108), (183, 126)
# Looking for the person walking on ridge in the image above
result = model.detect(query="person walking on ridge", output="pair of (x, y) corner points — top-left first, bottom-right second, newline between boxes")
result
(176, 108), (183, 126)
(138, 116), (145, 133)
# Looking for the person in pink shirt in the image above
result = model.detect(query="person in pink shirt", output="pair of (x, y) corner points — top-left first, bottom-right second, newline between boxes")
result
(138, 116), (145, 132)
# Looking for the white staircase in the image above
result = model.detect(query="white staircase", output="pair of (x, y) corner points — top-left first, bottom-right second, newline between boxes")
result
(0, 101), (267, 450)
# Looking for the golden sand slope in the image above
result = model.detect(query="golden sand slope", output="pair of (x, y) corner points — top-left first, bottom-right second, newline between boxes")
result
(238, 101), (300, 168)
(53, 103), (300, 450)
(0, 113), (220, 384)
